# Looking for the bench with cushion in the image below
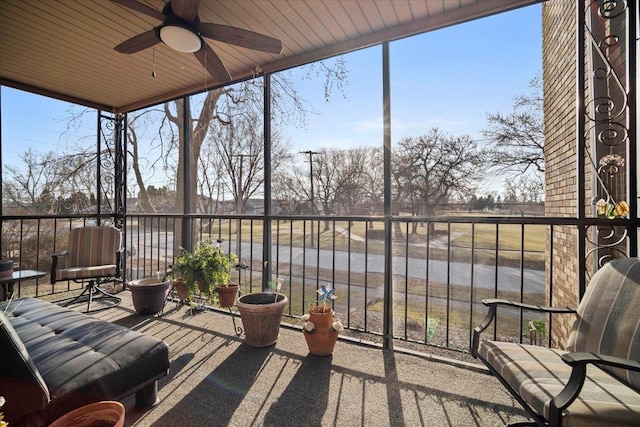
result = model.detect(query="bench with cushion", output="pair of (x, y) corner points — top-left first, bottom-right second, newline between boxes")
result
(472, 257), (640, 426)
(0, 297), (169, 426)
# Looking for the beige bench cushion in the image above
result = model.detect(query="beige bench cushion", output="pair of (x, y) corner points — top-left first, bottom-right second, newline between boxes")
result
(478, 340), (640, 427)
(566, 258), (640, 390)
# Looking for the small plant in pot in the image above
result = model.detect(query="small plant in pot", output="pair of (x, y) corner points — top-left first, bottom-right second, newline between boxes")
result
(172, 247), (200, 302)
(173, 240), (238, 305)
(206, 240), (239, 308)
(301, 284), (344, 356)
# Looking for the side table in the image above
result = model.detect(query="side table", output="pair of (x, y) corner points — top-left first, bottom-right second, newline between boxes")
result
(0, 270), (47, 301)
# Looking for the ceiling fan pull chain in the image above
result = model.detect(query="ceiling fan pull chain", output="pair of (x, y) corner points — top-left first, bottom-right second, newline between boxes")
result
(152, 46), (157, 78)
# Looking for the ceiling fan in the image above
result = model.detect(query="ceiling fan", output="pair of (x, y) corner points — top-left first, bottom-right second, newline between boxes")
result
(112, 0), (283, 82)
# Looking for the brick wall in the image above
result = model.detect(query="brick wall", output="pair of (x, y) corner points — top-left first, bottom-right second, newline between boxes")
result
(542, 0), (579, 348)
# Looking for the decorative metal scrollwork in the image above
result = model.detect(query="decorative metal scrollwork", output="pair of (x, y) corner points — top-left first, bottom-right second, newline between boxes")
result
(594, 0), (626, 19)
(582, 0), (631, 270)
(98, 112), (126, 229)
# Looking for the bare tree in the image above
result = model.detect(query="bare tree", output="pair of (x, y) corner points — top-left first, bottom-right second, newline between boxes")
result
(272, 161), (307, 214)
(3, 149), (57, 212)
(123, 58), (349, 220)
(361, 147), (384, 214)
(3, 148), (100, 214)
(360, 147), (384, 229)
(126, 111), (169, 213)
(312, 148), (340, 219)
(274, 146), (373, 222)
(394, 128), (486, 233)
(503, 175), (544, 215)
(197, 138), (227, 214)
(483, 76), (544, 177)
(207, 110), (290, 213)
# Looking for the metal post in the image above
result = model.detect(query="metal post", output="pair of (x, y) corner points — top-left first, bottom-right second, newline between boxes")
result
(238, 157), (242, 258)
(382, 41), (393, 350)
(182, 96), (192, 252)
(576, 0), (586, 298)
(232, 153), (256, 259)
(263, 74), (273, 291)
(114, 113), (126, 230)
(96, 110), (102, 224)
(300, 150), (319, 247)
(626, 0), (637, 256)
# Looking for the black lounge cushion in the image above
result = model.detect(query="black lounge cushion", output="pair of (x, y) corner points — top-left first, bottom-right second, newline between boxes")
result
(0, 297), (169, 425)
(0, 310), (50, 423)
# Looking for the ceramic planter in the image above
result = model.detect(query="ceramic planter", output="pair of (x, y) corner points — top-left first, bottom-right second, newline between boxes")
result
(49, 400), (125, 427)
(303, 305), (339, 356)
(0, 259), (13, 277)
(236, 292), (287, 347)
(128, 277), (171, 315)
(216, 284), (239, 308)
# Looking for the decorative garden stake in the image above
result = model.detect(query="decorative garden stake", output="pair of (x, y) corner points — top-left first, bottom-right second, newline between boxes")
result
(301, 284), (343, 356)
(274, 277), (283, 303)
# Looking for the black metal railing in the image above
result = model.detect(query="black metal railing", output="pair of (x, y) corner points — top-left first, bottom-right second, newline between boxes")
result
(1, 213), (579, 353)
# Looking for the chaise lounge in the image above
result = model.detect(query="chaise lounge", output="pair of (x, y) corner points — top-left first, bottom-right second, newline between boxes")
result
(0, 297), (170, 426)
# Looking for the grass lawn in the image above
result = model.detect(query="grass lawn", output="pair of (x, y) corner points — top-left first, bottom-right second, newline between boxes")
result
(204, 217), (547, 269)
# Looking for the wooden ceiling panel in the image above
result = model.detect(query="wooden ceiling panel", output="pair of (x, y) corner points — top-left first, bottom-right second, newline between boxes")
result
(0, 0), (540, 113)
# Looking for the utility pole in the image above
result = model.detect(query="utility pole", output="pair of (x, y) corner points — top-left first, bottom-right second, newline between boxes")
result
(300, 150), (319, 247)
(232, 153), (256, 259)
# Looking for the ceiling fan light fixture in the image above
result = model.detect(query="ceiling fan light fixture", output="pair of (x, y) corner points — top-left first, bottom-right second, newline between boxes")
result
(160, 25), (201, 53)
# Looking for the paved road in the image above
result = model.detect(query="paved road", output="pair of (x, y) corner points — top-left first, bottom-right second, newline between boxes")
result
(230, 241), (545, 295)
(126, 230), (545, 296)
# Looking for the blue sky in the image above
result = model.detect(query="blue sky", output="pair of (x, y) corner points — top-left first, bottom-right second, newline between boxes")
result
(284, 3), (541, 144)
(279, 3), (541, 192)
(2, 3), (541, 194)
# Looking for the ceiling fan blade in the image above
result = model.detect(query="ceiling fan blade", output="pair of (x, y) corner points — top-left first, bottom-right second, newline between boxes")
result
(170, 0), (200, 22)
(198, 23), (283, 54)
(110, 0), (165, 21)
(194, 43), (232, 82)
(115, 28), (161, 53)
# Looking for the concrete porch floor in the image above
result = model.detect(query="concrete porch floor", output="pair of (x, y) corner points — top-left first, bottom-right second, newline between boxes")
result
(90, 291), (530, 426)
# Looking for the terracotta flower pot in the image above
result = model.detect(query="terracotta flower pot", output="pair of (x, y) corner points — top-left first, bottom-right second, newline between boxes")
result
(303, 305), (339, 356)
(127, 277), (171, 315)
(173, 277), (190, 300)
(49, 400), (125, 427)
(216, 284), (239, 308)
(236, 292), (287, 347)
(197, 279), (207, 294)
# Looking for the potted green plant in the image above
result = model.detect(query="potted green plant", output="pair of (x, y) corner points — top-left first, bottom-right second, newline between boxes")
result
(173, 240), (238, 305)
(172, 246), (200, 301)
(207, 241), (239, 307)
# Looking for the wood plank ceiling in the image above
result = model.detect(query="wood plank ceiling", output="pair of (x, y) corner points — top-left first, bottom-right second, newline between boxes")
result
(0, 0), (540, 113)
